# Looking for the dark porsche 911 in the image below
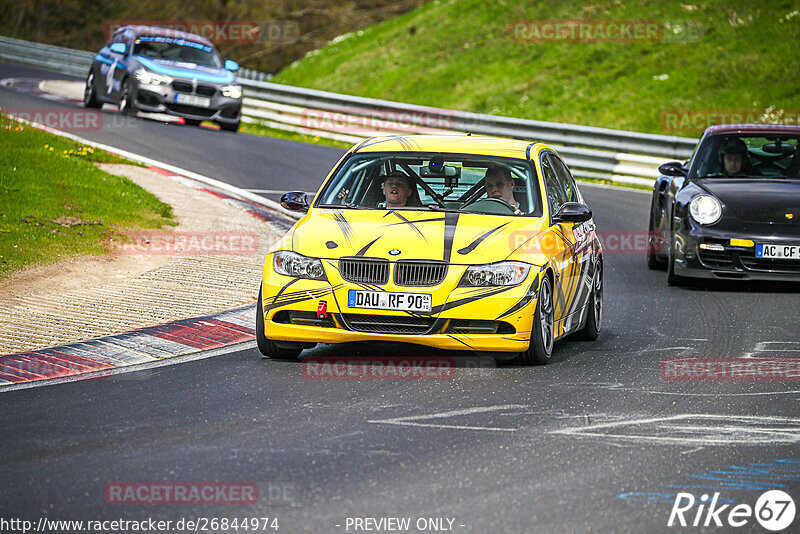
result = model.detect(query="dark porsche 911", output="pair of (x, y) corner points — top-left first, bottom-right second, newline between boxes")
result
(648, 124), (800, 285)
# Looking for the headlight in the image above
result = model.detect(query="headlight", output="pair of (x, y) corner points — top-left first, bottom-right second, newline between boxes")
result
(221, 85), (242, 99)
(273, 251), (326, 280)
(133, 68), (171, 86)
(459, 261), (531, 287)
(689, 195), (722, 225)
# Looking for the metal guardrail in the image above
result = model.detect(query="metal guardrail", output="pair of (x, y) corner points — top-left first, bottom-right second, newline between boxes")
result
(1, 35), (698, 186)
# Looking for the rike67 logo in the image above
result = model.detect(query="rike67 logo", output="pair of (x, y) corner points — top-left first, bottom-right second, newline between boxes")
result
(668, 490), (796, 531)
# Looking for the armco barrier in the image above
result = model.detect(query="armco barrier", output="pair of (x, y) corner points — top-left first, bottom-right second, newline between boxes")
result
(1, 35), (699, 185)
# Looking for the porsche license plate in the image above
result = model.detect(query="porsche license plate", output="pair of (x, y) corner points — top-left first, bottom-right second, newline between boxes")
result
(174, 94), (211, 107)
(347, 289), (432, 312)
(756, 244), (800, 260)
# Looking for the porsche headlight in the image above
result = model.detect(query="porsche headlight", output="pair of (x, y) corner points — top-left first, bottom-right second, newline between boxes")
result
(221, 85), (242, 99)
(273, 251), (325, 280)
(133, 68), (171, 86)
(689, 195), (722, 225)
(459, 261), (531, 287)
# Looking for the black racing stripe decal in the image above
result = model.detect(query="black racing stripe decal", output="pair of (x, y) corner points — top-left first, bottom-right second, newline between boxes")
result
(447, 335), (475, 350)
(332, 212), (353, 244)
(384, 216), (446, 227)
(265, 285), (343, 312)
(355, 237), (381, 257)
(442, 212), (460, 262)
(271, 278), (299, 305)
(496, 273), (540, 320)
(426, 285), (514, 316)
(457, 222), (510, 255)
(387, 211), (428, 242)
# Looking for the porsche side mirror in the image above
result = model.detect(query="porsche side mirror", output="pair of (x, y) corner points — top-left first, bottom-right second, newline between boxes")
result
(280, 191), (309, 212)
(225, 59), (240, 72)
(110, 42), (127, 55)
(659, 161), (688, 177)
(553, 202), (592, 224)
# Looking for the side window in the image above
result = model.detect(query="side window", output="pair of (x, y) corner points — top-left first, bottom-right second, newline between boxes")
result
(551, 156), (579, 202)
(541, 154), (568, 216)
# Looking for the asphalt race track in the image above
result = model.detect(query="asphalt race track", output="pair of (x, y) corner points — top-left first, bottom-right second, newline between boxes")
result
(2, 62), (800, 533)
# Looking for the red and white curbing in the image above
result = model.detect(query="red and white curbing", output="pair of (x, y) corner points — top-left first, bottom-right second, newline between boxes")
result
(0, 305), (256, 387)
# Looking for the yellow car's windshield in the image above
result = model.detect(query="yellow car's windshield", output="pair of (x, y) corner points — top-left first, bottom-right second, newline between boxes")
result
(317, 152), (542, 216)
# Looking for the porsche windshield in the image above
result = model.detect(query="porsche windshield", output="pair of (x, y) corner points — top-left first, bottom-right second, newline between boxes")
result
(695, 134), (800, 179)
(133, 36), (222, 68)
(317, 153), (541, 216)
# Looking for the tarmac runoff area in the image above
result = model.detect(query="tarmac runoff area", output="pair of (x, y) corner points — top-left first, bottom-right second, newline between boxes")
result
(0, 163), (294, 385)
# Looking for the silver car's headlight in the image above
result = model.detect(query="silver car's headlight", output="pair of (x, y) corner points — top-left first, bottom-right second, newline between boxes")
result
(133, 68), (171, 86)
(273, 251), (326, 280)
(689, 195), (722, 225)
(221, 85), (242, 99)
(459, 261), (531, 287)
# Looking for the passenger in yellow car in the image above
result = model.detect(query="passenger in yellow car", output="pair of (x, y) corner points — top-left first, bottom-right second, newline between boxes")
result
(381, 171), (414, 207)
(484, 166), (522, 214)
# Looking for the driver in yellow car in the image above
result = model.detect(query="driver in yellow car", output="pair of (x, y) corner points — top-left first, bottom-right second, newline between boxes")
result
(382, 171), (413, 208)
(484, 166), (522, 214)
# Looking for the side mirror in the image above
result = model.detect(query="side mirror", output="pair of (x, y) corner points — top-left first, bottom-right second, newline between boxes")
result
(659, 161), (688, 177)
(110, 42), (127, 55)
(280, 191), (309, 213)
(553, 202), (592, 224)
(225, 59), (240, 72)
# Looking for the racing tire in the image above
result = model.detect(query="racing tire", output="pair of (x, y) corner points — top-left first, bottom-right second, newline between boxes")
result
(256, 286), (302, 360)
(83, 72), (102, 109)
(218, 120), (240, 132)
(666, 234), (686, 286)
(575, 262), (602, 341)
(184, 119), (202, 127)
(647, 202), (666, 270)
(517, 274), (555, 365)
(118, 78), (137, 116)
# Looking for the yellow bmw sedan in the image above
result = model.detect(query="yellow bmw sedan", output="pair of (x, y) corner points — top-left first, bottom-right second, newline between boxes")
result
(257, 135), (603, 365)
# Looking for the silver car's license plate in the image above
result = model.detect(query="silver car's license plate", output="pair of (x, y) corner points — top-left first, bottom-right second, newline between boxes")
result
(756, 244), (800, 260)
(347, 289), (432, 312)
(174, 94), (211, 108)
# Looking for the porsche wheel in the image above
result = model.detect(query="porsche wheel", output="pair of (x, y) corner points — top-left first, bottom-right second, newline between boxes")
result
(666, 234), (685, 286)
(256, 286), (302, 360)
(647, 202), (666, 270)
(518, 274), (554, 365)
(83, 72), (101, 109)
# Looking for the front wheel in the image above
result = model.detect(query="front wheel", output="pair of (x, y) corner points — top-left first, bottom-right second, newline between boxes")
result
(83, 72), (102, 109)
(517, 274), (555, 365)
(256, 286), (302, 360)
(119, 79), (136, 116)
(647, 202), (666, 270)
(218, 120), (240, 132)
(575, 262), (602, 341)
(666, 234), (685, 286)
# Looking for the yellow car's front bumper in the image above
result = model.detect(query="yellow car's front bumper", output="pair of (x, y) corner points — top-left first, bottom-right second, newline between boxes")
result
(260, 263), (542, 353)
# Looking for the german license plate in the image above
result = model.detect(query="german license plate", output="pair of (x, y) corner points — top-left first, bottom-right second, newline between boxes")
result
(174, 93), (211, 107)
(756, 244), (800, 260)
(347, 289), (432, 312)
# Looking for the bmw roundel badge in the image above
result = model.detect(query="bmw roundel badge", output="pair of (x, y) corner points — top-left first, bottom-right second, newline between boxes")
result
(389, 249), (401, 256)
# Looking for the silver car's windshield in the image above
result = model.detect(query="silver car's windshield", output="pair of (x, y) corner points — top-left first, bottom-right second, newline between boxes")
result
(133, 36), (222, 68)
(316, 153), (542, 217)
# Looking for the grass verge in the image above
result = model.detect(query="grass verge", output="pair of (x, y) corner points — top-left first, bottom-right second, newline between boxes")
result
(0, 115), (175, 277)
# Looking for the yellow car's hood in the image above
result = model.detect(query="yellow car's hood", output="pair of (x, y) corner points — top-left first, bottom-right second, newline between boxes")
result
(291, 208), (548, 263)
